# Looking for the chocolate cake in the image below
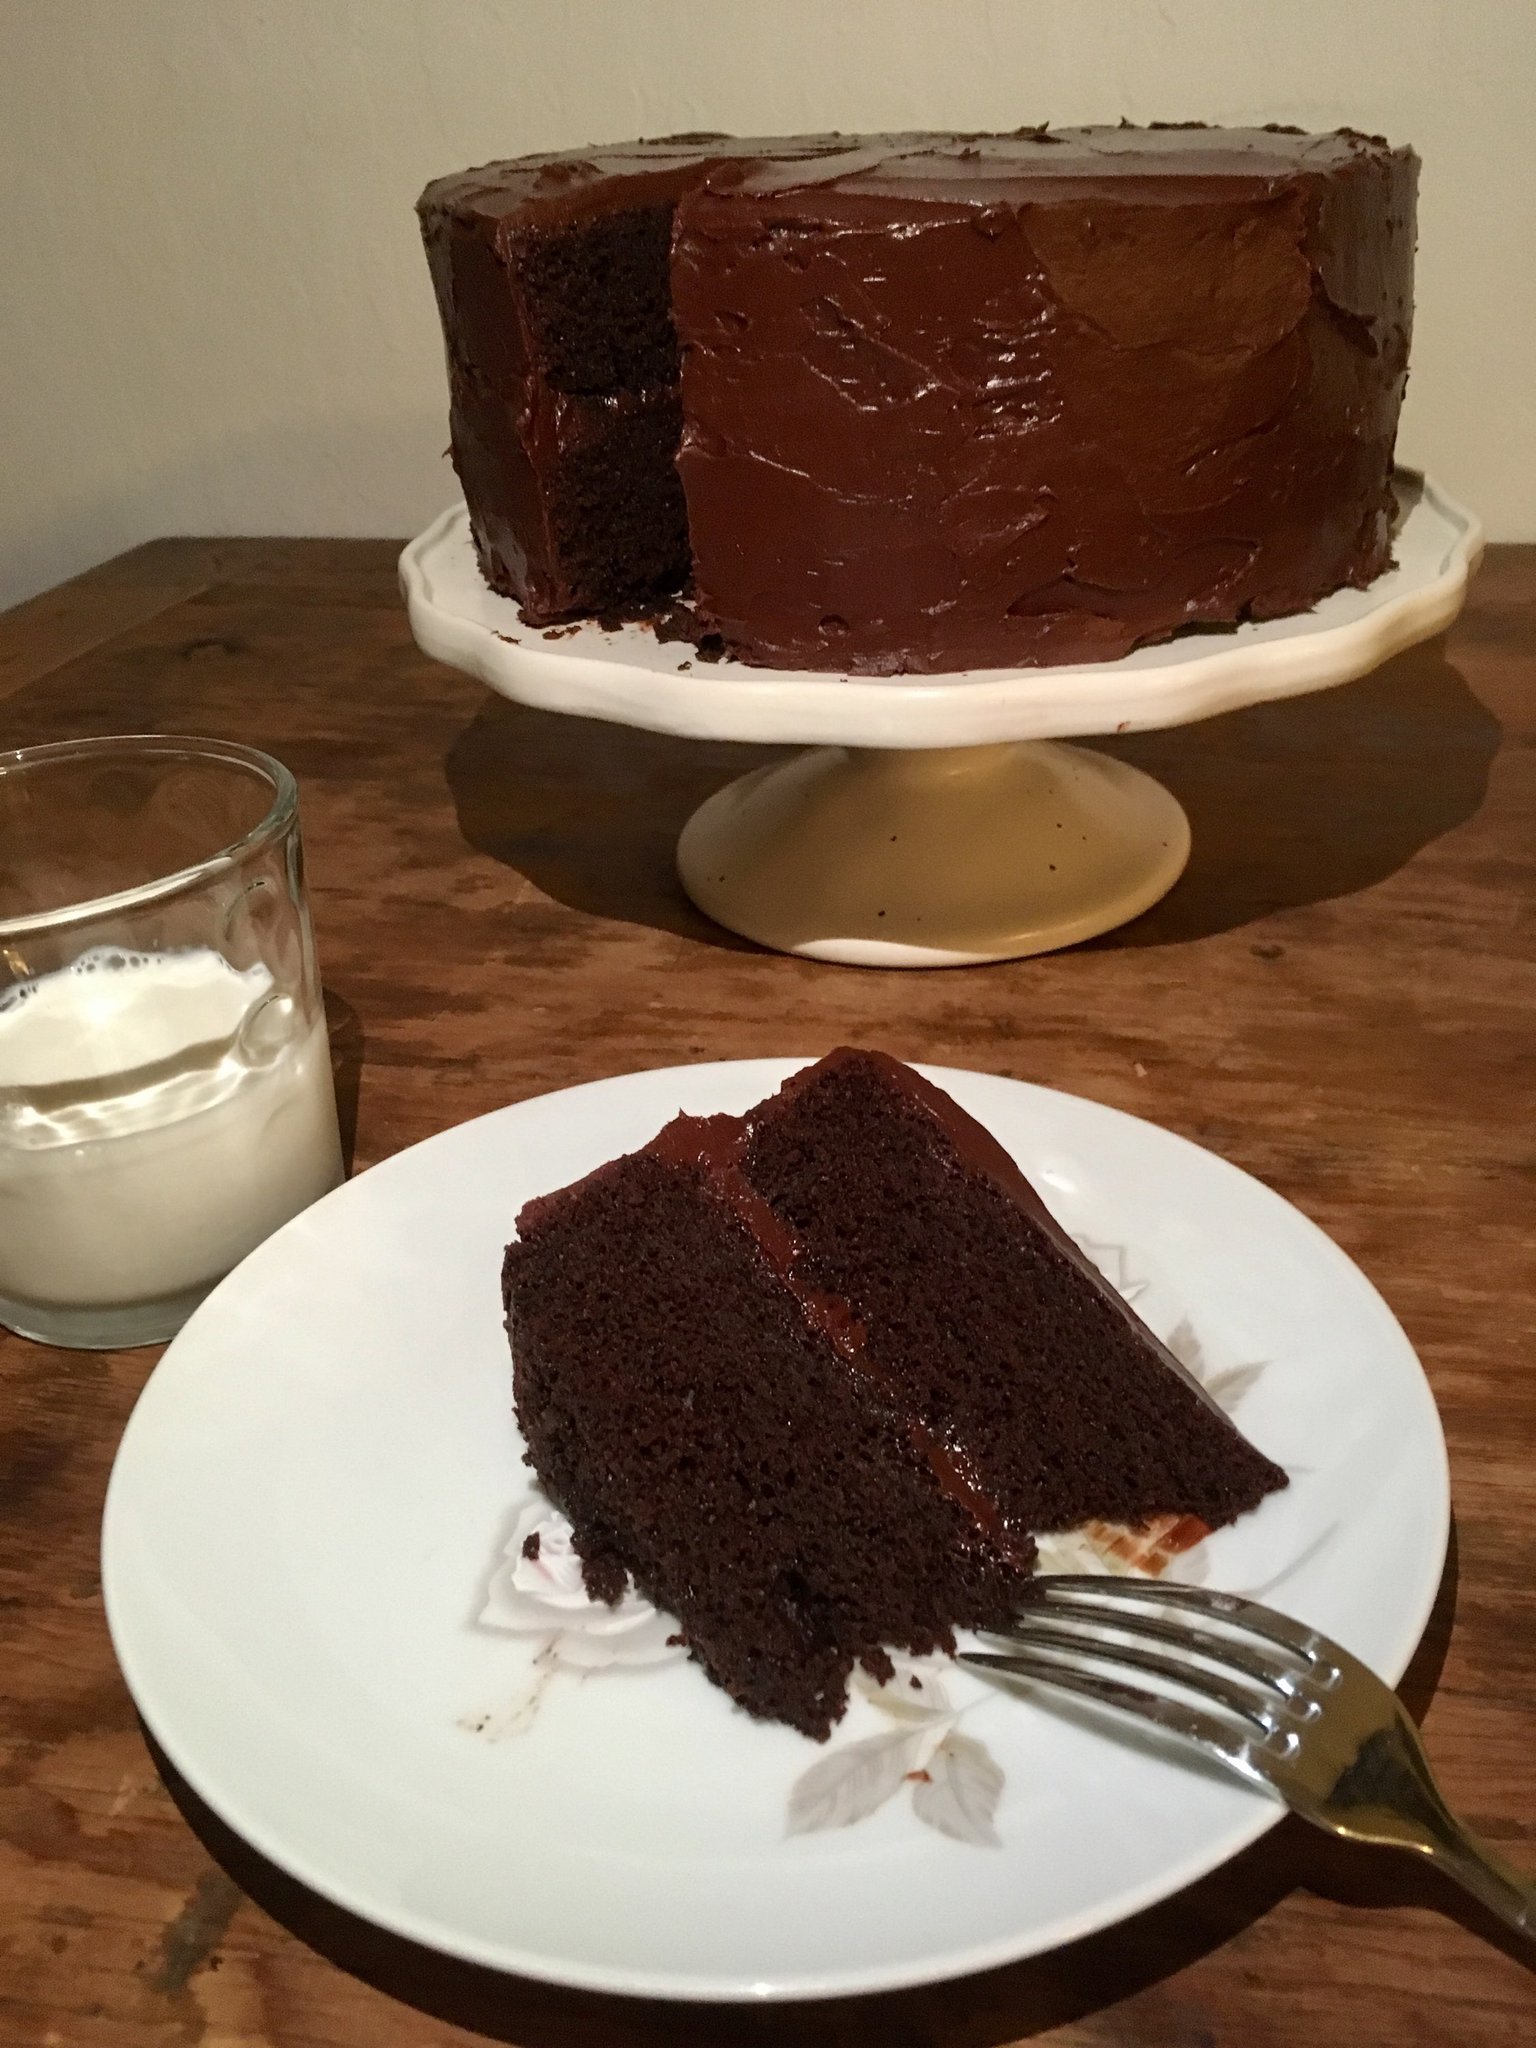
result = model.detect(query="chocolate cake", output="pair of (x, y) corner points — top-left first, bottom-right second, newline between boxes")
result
(420, 126), (1415, 673)
(503, 1050), (1286, 1737)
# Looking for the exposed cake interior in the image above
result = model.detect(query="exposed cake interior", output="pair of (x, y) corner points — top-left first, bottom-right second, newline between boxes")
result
(504, 1123), (1033, 1738)
(502, 1049), (1287, 1739)
(421, 187), (694, 621)
(515, 203), (690, 618)
(741, 1053), (1286, 1533)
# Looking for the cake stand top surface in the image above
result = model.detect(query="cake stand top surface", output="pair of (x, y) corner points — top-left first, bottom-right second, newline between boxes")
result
(400, 472), (1480, 750)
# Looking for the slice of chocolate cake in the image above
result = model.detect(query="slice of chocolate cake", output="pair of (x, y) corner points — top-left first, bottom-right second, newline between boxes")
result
(503, 1051), (1286, 1737)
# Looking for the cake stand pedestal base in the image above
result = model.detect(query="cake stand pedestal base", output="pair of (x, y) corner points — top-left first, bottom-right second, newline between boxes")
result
(676, 740), (1190, 967)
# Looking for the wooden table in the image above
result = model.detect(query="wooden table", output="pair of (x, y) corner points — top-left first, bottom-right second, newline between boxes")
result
(2, 539), (1532, 2047)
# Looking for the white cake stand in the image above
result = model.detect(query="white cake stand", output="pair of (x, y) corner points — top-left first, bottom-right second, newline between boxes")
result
(400, 471), (1481, 966)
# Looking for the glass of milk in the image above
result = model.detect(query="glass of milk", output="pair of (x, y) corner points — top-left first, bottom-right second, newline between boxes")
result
(0, 735), (344, 1349)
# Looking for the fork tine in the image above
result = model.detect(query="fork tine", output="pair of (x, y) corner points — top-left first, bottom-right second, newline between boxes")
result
(988, 1607), (1284, 1726)
(986, 1587), (1310, 1698)
(1023, 1574), (1330, 1668)
(959, 1647), (1273, 1791)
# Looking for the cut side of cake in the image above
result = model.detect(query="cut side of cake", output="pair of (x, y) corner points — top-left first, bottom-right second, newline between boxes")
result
(502, 1051), (1287, 1738)
(420, 186), (695, 621)
(418, 135), (843, 627)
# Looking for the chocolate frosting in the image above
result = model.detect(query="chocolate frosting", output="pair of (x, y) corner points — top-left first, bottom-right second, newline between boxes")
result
(421, 126), (1415, 670)
(419, 125), (1392, 225)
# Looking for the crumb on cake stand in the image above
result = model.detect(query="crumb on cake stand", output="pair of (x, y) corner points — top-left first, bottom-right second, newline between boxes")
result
(400, 470), (1480, 966)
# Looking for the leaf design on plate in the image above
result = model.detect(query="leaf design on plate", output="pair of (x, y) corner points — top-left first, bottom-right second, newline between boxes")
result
(1163, 1316), (1267, 1418)
(1200, 1360), (1267, 1412)
(787, 1723), (946, 1835)
(912, 1732), (1004, 1848)
(1076, 1238), (1149, 1305)
(1163, 1315), (1204, 1375)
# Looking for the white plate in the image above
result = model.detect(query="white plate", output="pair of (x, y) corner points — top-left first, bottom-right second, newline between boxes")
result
(398, 471), (1482, 748)
(102, 1061), (1448, 2002)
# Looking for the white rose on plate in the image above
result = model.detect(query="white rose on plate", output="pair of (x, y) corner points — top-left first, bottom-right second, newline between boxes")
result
(479, 1501), (685, 1670)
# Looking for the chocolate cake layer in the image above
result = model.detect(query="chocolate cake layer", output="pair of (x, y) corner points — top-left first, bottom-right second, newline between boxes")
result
(502, 1050), (1286, 1737)
(421, 127), (1415, 668)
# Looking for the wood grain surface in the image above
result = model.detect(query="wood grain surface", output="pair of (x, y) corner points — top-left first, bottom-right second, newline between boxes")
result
(1, 538), (1532, 2048)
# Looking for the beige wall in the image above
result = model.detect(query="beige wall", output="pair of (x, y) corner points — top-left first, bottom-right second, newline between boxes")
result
(2, 0), (1531, 611)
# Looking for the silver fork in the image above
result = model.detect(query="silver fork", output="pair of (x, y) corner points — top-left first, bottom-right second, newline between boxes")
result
(959, 1575), (1534, 1941)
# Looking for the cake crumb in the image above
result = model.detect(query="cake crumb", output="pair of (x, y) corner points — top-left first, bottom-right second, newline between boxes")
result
(521, 1531), (541, 1560)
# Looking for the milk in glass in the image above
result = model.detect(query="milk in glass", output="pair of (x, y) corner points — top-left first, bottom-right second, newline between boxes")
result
(0, 946), (343, 1315)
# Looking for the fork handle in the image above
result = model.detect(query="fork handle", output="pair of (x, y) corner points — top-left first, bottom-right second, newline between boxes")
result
(1429, 1819), (1536, 1940)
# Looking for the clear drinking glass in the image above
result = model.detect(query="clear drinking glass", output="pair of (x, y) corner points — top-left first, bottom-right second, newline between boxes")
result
(0, 735), (344, 1349)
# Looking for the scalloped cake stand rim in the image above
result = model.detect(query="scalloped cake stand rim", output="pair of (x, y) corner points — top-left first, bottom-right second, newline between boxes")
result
(399, 469), (1482, 752)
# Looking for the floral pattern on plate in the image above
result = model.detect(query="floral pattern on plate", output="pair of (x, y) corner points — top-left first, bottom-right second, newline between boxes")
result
(461, 1503), (685, 1739)
(466, 1248), (1268, 1843)
(789, 1655), (1004, 1847)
